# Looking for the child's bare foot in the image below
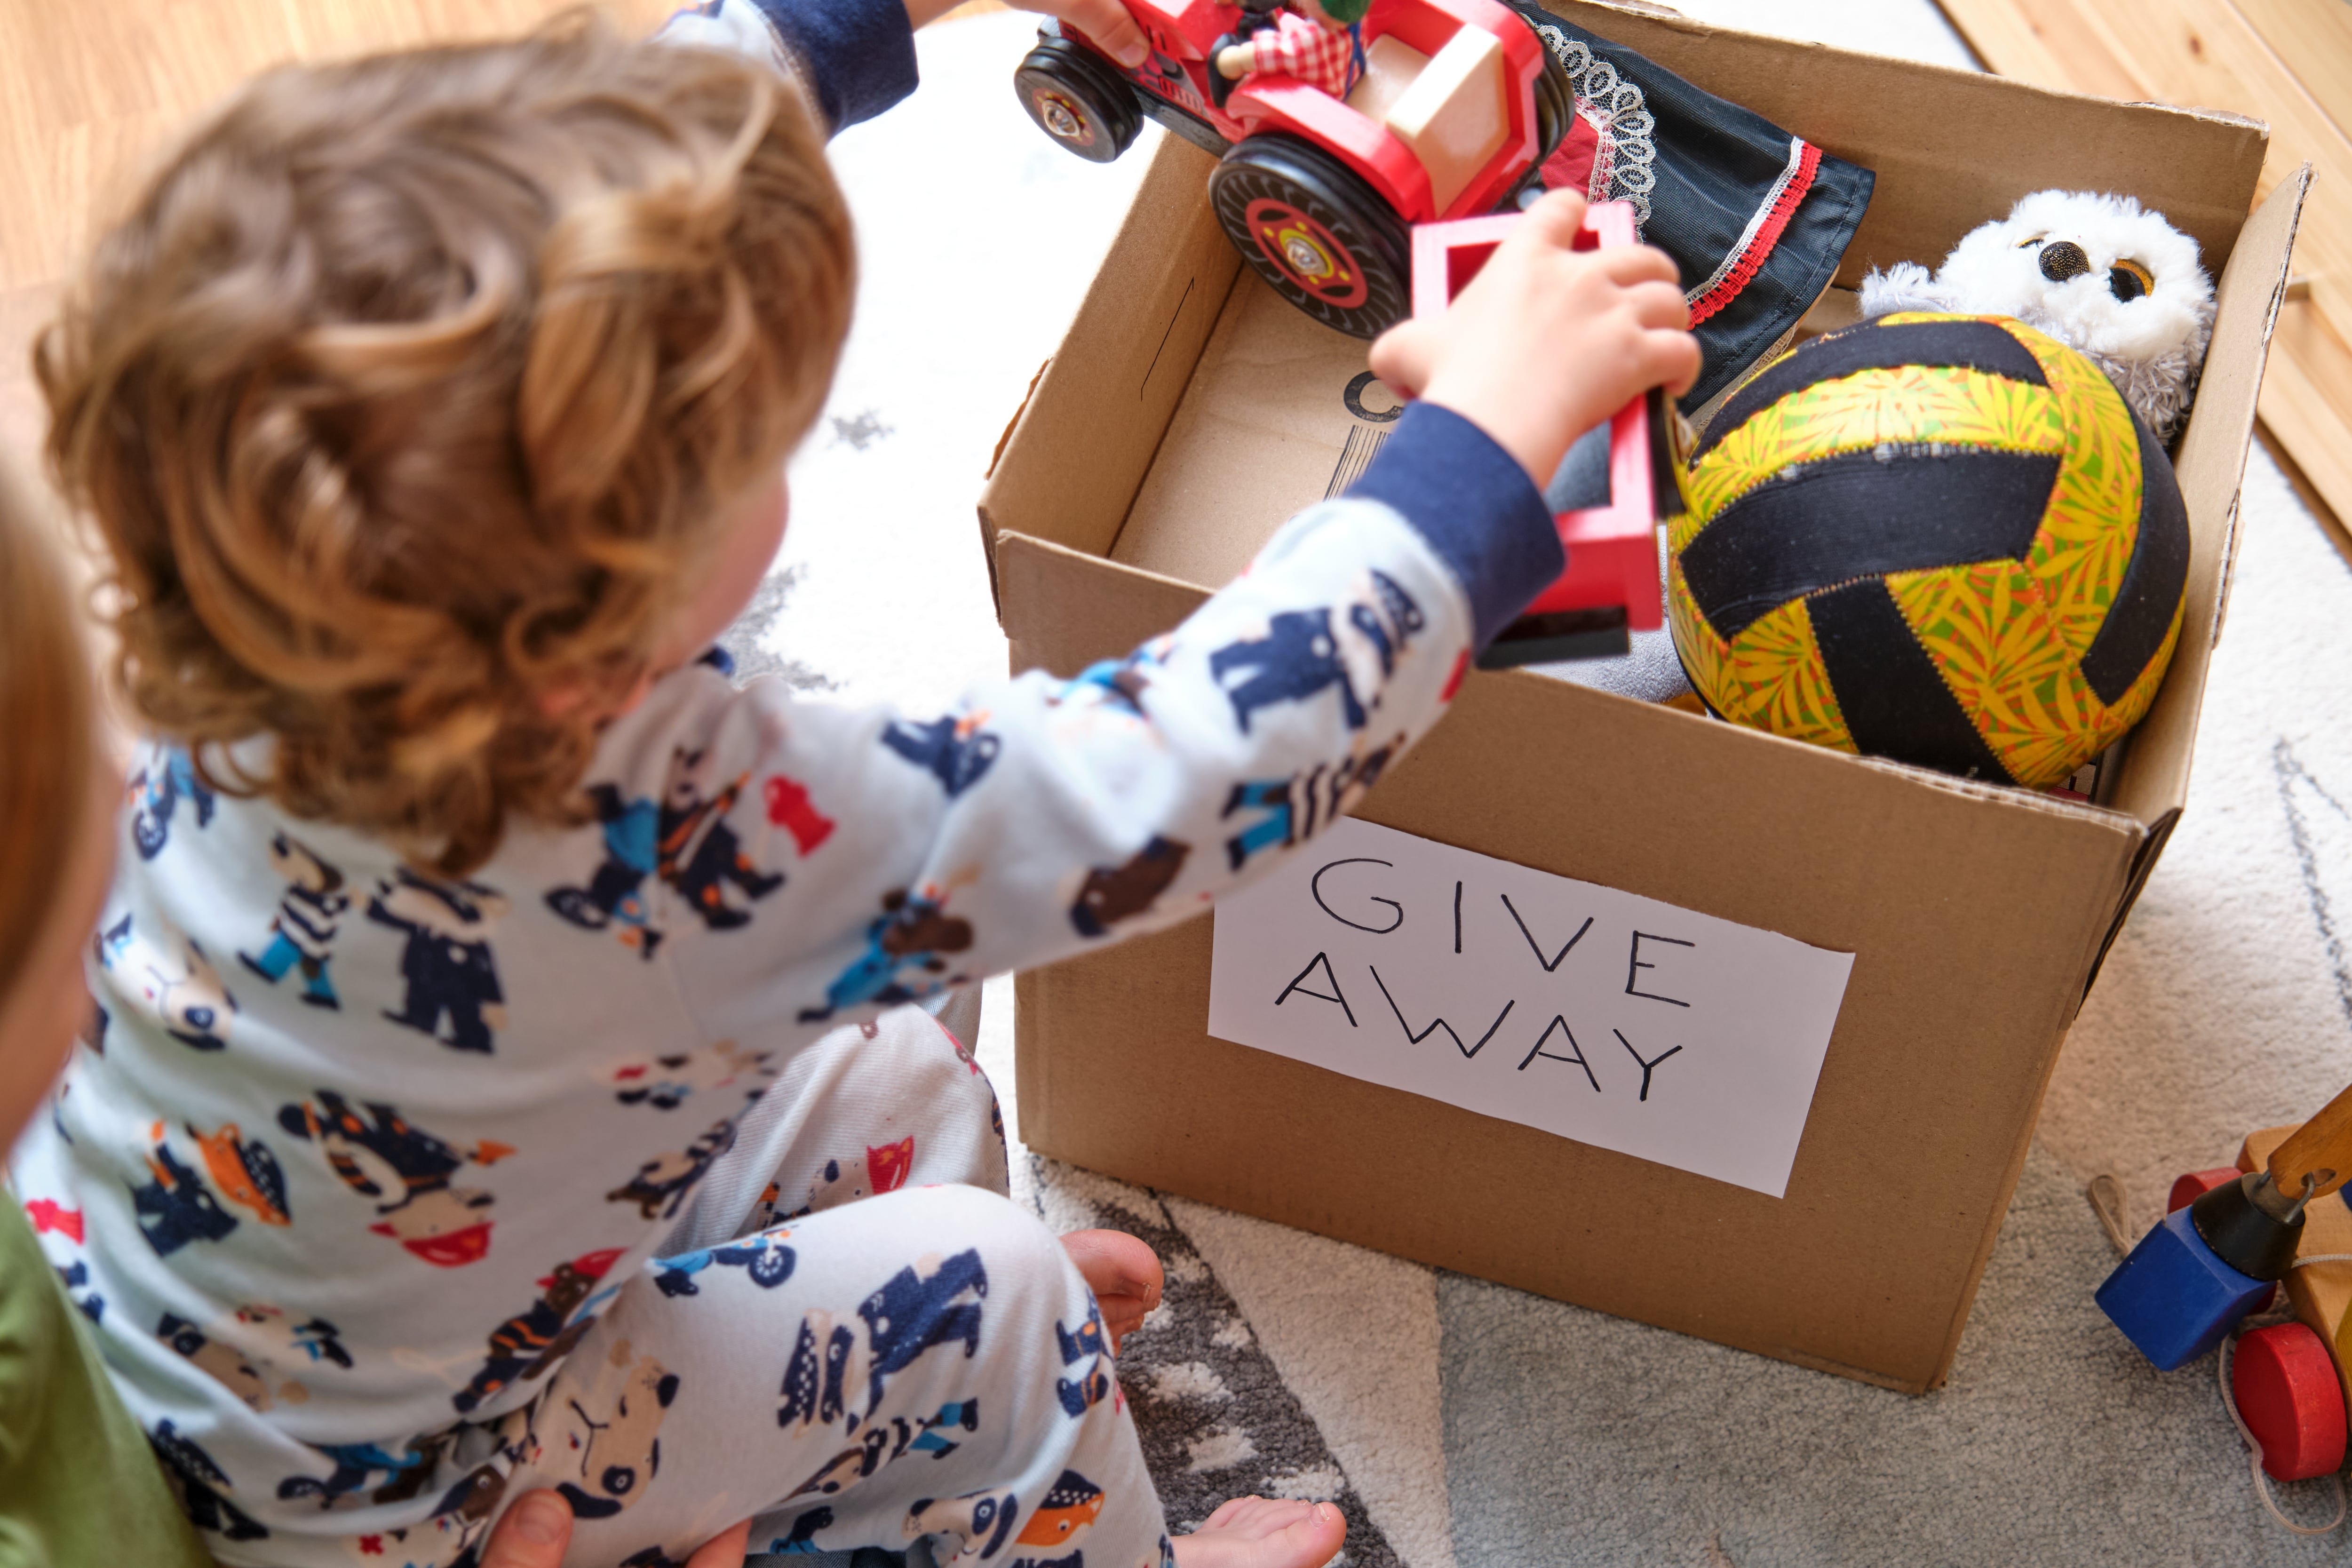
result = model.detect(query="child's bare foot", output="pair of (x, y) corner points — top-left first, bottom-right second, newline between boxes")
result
(1059, 1228), (1163, 1350)
(1172, 1498), (1345, 1568)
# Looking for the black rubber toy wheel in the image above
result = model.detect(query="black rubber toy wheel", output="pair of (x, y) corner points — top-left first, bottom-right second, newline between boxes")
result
(1208, 134), (1411, 339)
(1532, 42), (1573, 165)
(1014, 38), (1143, 164)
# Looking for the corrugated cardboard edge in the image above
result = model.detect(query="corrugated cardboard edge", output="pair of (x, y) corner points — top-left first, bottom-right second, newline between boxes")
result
(977, 135), (1238, 607)
(2086, 166), (2310, 965)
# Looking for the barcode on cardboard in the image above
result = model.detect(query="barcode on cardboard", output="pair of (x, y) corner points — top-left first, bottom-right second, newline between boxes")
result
(1325, 425), (1389, 499)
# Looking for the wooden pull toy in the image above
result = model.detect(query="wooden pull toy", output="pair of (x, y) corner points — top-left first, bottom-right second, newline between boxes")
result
(2098, 1079), (2352, 1374)
(1406, 201), (1692, 668)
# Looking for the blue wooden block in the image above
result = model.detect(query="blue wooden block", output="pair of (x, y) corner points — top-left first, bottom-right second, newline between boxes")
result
(2095, 1206), (2273, 1370)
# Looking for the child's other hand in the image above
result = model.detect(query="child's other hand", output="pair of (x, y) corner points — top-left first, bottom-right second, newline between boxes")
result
(1368, 189), (1700, 488)
(1017, 0), (1151, 66)
(918, 0), (1147, 65)
(1061, 1227), (1163, 1349)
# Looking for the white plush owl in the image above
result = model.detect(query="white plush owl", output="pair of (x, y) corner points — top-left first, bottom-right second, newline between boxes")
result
(1859, 189), (2215, 439)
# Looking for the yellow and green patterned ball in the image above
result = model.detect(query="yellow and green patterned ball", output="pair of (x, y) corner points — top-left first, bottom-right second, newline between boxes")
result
(1667, 312), (2190, 788)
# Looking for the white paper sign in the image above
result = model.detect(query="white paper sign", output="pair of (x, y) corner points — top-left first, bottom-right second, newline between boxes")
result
(1206, 819), (1855, 1196)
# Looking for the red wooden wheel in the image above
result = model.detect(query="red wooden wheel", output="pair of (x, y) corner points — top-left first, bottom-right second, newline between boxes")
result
(2234, 1322), (2348, 1481)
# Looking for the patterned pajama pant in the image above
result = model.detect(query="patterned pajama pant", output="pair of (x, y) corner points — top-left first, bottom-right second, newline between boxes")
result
(504, 996), (1173, 1568)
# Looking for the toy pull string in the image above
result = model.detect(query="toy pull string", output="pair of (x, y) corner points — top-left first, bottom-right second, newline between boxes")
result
(2217, 1246), (2352, 1536)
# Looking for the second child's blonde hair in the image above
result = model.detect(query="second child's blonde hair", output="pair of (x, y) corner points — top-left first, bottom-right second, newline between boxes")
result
(40, 14), (854, 876)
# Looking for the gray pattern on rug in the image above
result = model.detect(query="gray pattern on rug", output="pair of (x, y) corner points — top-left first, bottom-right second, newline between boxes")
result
(1022, 1156), (1398, 1568)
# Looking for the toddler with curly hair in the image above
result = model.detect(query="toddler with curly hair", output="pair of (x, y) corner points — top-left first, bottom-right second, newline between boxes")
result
(13, 1), (1696, 1564)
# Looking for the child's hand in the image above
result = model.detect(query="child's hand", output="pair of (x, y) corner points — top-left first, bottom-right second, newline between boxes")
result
(1061, 1227), (1164, 1349)
(906, 0), (1150, 66)
(1368, 189), (1700, 488)
(1017, 0), (1151, 66)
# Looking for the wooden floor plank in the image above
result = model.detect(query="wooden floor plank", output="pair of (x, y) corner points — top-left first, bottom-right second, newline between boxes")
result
(1926, 0), (2147, 101)
(0, 0), (663, 492)
(1939, 0), (2352, 531)
(2227, 0), (2352, 143)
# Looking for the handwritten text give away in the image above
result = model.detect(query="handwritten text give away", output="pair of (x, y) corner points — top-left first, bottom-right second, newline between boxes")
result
(1206, 818), (1854, 1196)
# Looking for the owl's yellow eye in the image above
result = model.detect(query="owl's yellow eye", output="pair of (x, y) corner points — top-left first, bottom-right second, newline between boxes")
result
(2016, 233), (2045, 249)
(2109, 258), (2154, 302)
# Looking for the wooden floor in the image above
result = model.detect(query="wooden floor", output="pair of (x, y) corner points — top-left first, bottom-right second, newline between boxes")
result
(0, 0), (674, 493)
(1938, 0), (2352, 542)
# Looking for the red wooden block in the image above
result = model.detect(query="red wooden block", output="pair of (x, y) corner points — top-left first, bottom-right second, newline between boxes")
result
(2170, 1168), (2247, 1213)
(2233, 1322), (2349, 1481)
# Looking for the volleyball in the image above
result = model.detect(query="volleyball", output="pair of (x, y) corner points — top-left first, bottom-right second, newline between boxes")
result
(1667, 312), (2190, 788)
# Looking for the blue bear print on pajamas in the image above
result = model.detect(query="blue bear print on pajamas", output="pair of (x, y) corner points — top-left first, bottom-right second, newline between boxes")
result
(777, 1249), (989, 1434)
(606, 1117), (738, 1221)
(798, 888), (973, 1024)
(659, 746), (784, 931)
(1206, 571), (1425, 735)
(546, 782), (665, 958)
(128, 748), (217, 861)
(907, 1488), (1020, 1561)
(240, 833), (349, 1010)
(367, 869), (508, 1053)
(1055, 1298), (1112, 1419)
(149, 1419), (268, 1541)
(652, 1234), (796, 1297)
(1208, 611), (1365, 734)
(882, 714), (1001, 797)
(130, 1140), (239, 1257)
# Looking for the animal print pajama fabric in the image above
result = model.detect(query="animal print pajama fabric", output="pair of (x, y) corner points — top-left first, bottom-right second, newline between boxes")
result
(14, 451), (1556, 1565)
(462, 1002), (1168, 1568)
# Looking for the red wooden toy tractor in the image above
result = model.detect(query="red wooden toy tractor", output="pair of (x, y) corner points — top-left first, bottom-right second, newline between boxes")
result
(1014, 0), (1572, 337)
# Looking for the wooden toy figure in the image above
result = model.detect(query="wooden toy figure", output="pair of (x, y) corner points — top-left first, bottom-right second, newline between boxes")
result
(1209, 0), (1369, 108)
(2098, 1082), (2352, 1372)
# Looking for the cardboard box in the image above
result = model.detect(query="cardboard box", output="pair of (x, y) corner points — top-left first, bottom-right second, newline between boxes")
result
(978, 0), (2307, 1393)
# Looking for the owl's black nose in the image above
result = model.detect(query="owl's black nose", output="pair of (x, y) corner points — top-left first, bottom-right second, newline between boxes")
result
(2038, 240), (2091, 282)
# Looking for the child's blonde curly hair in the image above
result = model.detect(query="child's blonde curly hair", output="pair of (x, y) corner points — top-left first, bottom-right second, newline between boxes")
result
(40, 13), (854, 877)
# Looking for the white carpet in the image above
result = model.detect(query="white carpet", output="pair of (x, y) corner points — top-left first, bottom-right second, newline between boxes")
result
(749, 6), (2352, 1562)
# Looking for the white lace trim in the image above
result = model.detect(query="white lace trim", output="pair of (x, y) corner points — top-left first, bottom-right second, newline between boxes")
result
(1534, 23), (1656, 229)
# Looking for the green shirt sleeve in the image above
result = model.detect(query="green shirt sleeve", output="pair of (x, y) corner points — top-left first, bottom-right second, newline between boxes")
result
(0, 1193), (214, 1568)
